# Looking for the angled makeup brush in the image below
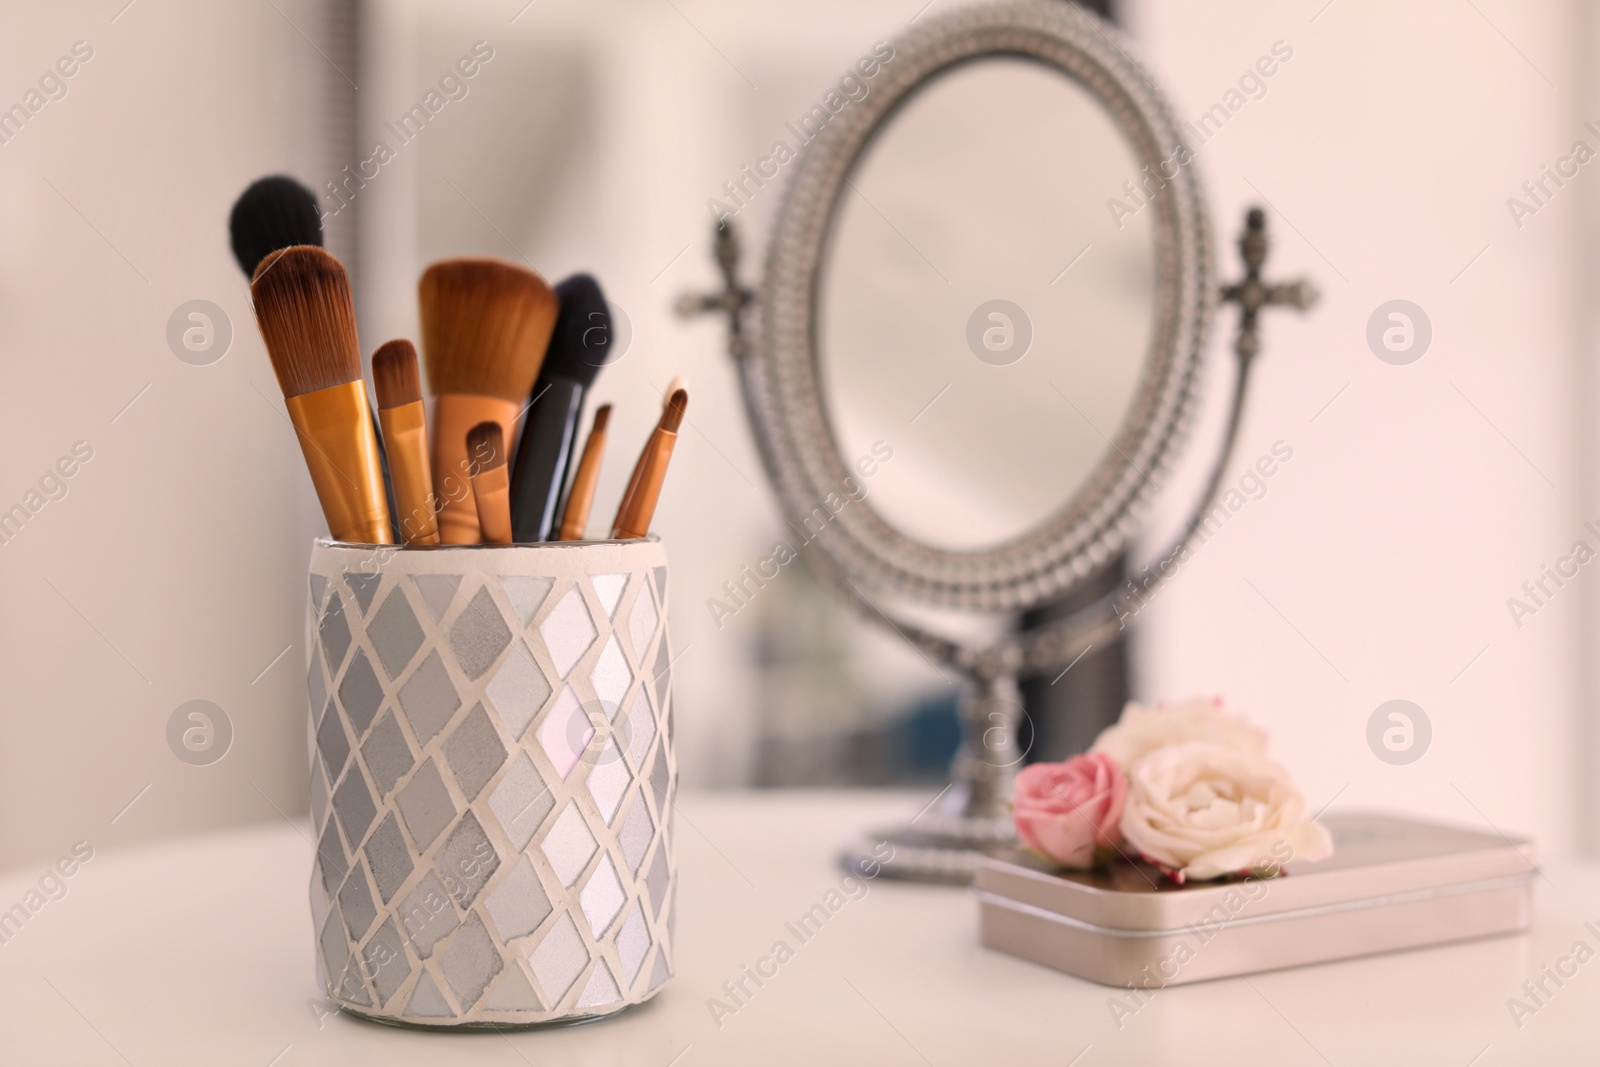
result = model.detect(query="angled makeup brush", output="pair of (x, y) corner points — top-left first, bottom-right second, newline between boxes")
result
(229, 174), (400, 541)
(612, 389), (686, 540)
(556, 404), (610, 541)
(467, 422), (512, 544)
(419, 258), (558, 543)
(251, 246), (392, 544)
(373, 340), (438, 545)
(509, 274), (612, 542)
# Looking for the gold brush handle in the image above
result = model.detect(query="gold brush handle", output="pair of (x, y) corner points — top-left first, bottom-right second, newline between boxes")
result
(285, 381), (393, 544)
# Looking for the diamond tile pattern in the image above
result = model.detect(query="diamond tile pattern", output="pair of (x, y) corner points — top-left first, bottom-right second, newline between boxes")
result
(486, 640), (551, 741)
(396, 759), (456, 851)
(539, 587), (596, 679)
(450, 587), (513, 681)
(362, 713), (414, 799)
(444, 703), (505, 801)
(339, 649), (384, 737)
(308, 548), (673, 1025)
(368, 589), (425, 680)
(589, 636), (631, 716)
(399, 651), (459, 746)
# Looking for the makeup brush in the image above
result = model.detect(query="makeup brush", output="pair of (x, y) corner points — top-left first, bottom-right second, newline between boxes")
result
(467, 422), (512, 544)
(556, 404), (610, 541)
(373, 340), (439, 545)
(419, 258), (558, 543)
(509, 274), (612, 542)
(612, 389), (686, 540)
(229, 175), (324, 278)
(251, 246), (392, 544)
(229, 174), (400, 541)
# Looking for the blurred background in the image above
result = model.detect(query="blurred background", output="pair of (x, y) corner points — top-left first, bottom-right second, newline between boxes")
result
(0, 0), (1595, 870)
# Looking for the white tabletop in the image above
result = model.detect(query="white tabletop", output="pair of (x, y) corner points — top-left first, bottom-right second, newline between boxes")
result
(1, 790), (1595, 1065)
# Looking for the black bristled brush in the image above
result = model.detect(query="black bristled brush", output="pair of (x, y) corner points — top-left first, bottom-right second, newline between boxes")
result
(509, 274), (611, 542)
(229, 175), (400, 542)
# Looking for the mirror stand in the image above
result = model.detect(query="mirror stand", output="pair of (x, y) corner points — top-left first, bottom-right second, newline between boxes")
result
(683, 206), (1316, 882)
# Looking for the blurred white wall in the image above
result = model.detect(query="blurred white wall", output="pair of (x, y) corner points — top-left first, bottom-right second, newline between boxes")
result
(0, 0), (1593, 869)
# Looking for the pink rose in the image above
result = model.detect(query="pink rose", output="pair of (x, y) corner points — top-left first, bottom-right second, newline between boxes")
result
(1012, 753), (1128, 869)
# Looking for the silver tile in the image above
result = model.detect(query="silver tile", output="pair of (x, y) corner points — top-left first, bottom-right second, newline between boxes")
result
(540, 802), (598, 888)
(412, 573), (461, 624)
(482, 963), (541, 1012)
(361, 712), (414, 799)
(344, 571), (382, 616)
(338, 649), (384, 738)
(485, 639), (550, 741)
(316, 704), (351, 784)
(449, 586), (513, 681)
(438, 912), (503, 1010)
(396, 759), (456, 851)
(309, 573), (329, 614)
(616, 900), (651, 988)
(647, 843), (670, 919)
(624, 688), (655, 772)
(579, 853), (625, 938)
(591, 573), (627, 619)
(397, 871), (459, 959)
(500, 575), (553, 628)
(647, 947), (670, 993)
(368, 589), (425, 681)
(398, 651), (459, 747)
(529, 912), (588, 1006)
(364, 812), (414, 904)
(338, 863), (378, 942)
(320, 593), (352, 676)
(586, 740), (631, 826)
(618, 793), (654, 876)
(650, 743), (670, 810)
(443, 703), (504, 802)
(485, 857), (552, 941)
(317, 820), (348, 896)
(652, 566), (667, 603)
(652, 636), (671, 709)
(538, 586), (597, 679)
(307, 644), (327, 722)
(538, 685), (591, 782)
(588, 636), (632, 718)
(332, 764), (377, 849)
(319, 903), (350, 989)
(362, 918), (411, 1007)
(404, 971), (453, 1017)
(627, 586), (658, 665)
(487, 753), (554, 852)
(577, 959), (621, 1009)
(435, 812), (500, 908)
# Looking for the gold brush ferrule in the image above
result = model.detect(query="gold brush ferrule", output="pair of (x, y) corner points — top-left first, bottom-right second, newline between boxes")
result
(472, 464), (513, 544)
(431, 394), (523, 545)
(612, 428), (678, 540)
(377, 400), (439, 545)
(284, 380), (393, 545)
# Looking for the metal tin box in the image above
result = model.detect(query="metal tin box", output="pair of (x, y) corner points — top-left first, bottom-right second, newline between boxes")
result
(976, 812), (1535, 987)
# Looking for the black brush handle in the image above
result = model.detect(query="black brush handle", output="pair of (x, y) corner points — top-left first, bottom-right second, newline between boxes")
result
(510, 377), (585, 542)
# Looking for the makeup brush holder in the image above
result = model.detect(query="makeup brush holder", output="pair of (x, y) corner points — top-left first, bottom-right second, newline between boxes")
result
(304, 537), (676, 1028)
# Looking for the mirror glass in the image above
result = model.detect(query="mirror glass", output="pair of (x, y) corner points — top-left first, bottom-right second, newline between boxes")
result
(818, 58), (1155, 552)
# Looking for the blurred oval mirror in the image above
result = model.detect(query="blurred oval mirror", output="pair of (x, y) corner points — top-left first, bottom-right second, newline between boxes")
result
(818, 58), (1154, 551)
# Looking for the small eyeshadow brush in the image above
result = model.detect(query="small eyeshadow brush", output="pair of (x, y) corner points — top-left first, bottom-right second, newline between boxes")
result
(509, 274), (611, 542)
(251, 246), (392, 544)
(467, 422), (513, 544)
(612, 389), (686, 540)
(372, 340), (438, 544)
(555, 404), (610, 541)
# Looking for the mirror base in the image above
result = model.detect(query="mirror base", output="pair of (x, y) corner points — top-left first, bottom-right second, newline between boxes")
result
(841, 813), (1015, 886)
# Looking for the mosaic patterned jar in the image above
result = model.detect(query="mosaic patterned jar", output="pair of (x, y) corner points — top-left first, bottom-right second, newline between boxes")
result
(304, 538), (676, 1027)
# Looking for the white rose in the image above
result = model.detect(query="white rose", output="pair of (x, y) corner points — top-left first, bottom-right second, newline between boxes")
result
(1091, 696), (1268, 769)
(1119, 741), (1333, 883)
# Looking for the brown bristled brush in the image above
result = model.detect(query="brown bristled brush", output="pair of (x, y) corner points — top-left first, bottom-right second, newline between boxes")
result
(556, 403), (611, 541)
(373, 339), (438, 545)
(467, 422), (513, 544)
(251, 246), (392, 544)
(612, 389), (686, 540)
(420, 258), (558, 543)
